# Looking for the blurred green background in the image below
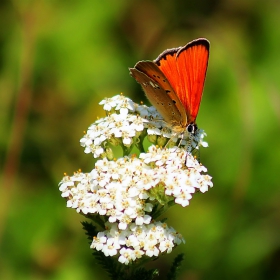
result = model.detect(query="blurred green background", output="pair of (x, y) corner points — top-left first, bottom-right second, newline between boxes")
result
(1, 0), (280, 279)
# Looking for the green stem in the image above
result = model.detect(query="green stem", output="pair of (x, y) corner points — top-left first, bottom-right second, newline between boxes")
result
(122, 143), (133, 156)
(136, 130), (147, 153)
(136, 139), (145, 153)
(153, 200), (176, 220)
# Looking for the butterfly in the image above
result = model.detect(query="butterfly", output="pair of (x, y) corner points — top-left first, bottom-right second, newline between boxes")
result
(129, 38), (209, 138)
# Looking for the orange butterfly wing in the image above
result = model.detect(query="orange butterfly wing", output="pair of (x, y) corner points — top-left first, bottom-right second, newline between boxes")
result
(129, 61), (188, 131)
(155, 38), (209, 123)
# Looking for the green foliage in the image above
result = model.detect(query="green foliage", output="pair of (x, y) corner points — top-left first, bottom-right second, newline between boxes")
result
(1, 0), (280, 279)
(167, 254), (185, 280)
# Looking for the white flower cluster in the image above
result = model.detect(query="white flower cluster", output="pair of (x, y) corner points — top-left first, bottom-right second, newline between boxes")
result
(91, 221), (185, 265)
(59, 146), (212, 221)
(59, 145), (212, 263)
(59, 94), (213, 264)
(80, 94), (207, 158)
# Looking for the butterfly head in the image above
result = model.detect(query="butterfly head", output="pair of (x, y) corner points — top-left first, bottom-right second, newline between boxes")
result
(187, 123), (198, 135)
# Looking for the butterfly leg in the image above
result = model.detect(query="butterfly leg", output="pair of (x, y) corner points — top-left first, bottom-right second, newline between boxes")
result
(185, 132), (194, 165)
(185, 131), (200, 165)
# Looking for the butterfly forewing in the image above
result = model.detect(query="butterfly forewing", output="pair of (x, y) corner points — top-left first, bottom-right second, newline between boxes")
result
(154, 47), (180, 78)
(176, 39), (209, 123)
(155, 39), (209, 124)
(129, 61), (187, 130)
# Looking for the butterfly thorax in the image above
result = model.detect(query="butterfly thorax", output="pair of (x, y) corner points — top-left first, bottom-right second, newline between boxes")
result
(171, 124), (186, 134)
(170, 121), (197, 134)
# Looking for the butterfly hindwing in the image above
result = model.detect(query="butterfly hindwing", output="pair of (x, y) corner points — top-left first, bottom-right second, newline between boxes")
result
(129, 61), (187, 129)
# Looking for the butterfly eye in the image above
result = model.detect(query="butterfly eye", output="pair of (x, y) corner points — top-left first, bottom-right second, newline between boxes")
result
(187, 123), (198, 134)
